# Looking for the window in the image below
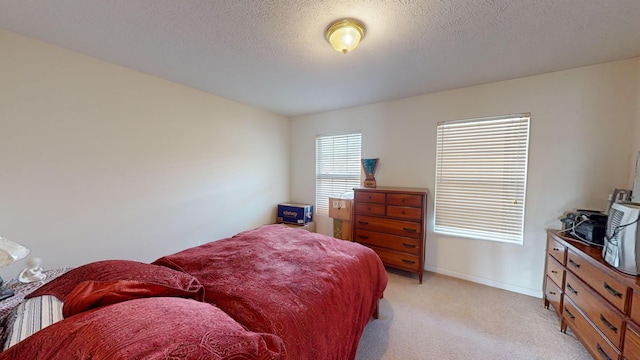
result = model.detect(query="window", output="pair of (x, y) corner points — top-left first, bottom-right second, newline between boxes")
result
(315, 133), (362, 215)
(434, 113), (530, 244)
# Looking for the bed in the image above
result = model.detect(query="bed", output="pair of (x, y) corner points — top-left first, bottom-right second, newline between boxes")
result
(0, 224), (388, 359)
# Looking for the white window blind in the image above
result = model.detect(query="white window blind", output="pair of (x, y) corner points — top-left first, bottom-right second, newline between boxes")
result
(434, 114), (530, 244)
(316, 133), (362, 215)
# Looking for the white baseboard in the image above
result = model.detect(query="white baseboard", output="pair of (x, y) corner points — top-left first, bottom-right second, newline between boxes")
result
(424, 265), (543, 299)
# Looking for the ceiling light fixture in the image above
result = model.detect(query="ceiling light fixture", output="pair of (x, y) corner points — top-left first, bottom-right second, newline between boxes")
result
(325, 19), (365, 54)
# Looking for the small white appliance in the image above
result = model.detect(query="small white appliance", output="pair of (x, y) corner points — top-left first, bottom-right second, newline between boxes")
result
(602, 202), (640, 275)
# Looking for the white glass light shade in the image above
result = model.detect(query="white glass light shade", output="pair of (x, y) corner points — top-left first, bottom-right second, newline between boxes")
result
(0, 237), (29, 268)
(326, 19), (365, 54)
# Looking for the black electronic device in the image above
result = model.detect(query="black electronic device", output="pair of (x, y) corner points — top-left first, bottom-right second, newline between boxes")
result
(575, 209), (608, 223)
(560, 209), (608, 247)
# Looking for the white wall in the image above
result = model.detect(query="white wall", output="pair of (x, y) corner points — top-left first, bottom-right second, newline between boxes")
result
(0, 29), (290, 278)
(291, 58), (640, 297)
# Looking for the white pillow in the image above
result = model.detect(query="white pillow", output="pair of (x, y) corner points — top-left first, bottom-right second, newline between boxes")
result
(4, 295), (63, 350)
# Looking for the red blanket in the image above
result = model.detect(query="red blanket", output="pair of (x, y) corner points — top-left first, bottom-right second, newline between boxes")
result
(153, 224), (388, 360)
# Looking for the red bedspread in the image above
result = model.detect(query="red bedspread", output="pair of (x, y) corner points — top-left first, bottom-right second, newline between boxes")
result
(153, 224), (388, 360)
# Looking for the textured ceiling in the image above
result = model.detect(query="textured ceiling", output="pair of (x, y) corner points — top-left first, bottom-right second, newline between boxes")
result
(1, 0), (640, 117)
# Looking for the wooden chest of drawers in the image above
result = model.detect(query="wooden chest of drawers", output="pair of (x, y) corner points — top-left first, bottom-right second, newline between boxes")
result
(353, 187), (428, 283)
(544, 230), (640, 360)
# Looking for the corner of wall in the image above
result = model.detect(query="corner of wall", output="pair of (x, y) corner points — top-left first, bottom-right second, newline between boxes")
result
(628, 58), (640, 188)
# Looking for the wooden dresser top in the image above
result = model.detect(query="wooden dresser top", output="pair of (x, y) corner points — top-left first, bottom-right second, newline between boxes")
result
(353, 187), (429, 195)
(547, 229), (640, 290)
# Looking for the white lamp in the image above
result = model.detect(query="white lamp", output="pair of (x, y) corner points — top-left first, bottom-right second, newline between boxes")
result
(0, 236), (30, 301)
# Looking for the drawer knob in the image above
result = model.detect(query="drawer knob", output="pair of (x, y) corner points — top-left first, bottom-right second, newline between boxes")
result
(552, 247), (561, 251)
(568, 259), (581, 268)
(358, 221), (369, 225)
(566, 283), (578, 295)
(403, 227), (417, 233)
(603, 282), (623, 298)
(563, 307), (575, 320)
(549, 291), (557, 295)
(599, 314), (618, 333)
(551, 270), (558, 274)
(358, 235), (369, 240)
(596, 344), (612, 360)
(402, 243), (416, 249)
(402, 259), (416, 265)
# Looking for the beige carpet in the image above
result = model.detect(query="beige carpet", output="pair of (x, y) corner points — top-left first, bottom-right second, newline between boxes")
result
(356, 269), (592, 360)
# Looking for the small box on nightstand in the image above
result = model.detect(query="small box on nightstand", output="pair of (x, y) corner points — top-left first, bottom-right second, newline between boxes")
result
(276, 203), (313, 224)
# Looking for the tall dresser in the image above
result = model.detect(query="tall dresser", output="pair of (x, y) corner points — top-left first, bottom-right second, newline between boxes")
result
(544, 229), (640, 360)
(352, 187), (428, 283)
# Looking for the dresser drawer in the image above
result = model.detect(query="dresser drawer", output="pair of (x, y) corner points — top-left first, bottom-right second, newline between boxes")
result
(355, 215), (422, 239)
(565, 272), (625, 348)
(546, 255), (565, 289)
(563, 298), (621, 360)
(624, 324), (640, 360)
(354, 191), (386, 204)
(387, 194), (422, 207)
(369, 246), (421, 272)
(544, 276), (562, 315)
(548, 234), (567, 265)
(567, 250), (629, 312)
(387, 205), (422, 221)
(354, 230), (420, 255)
(630, 291), (640, 325)
(354, 203), (385, 216)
